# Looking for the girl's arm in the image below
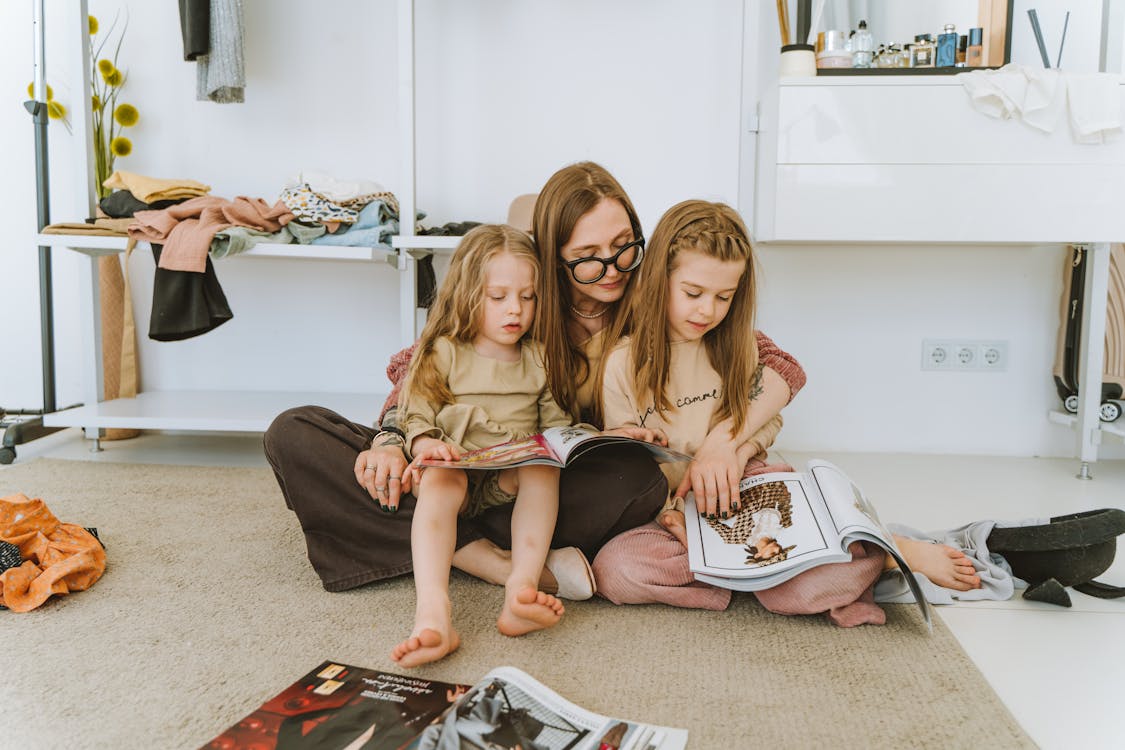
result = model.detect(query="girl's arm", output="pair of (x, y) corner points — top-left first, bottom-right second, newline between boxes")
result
(677, 331), (805, 517)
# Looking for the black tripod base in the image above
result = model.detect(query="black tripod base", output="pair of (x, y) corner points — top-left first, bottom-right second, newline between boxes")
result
(0, 416), (67, 464)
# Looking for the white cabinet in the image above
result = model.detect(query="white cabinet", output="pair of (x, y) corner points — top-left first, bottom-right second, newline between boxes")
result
(755, 77), (1125, 244)
(752, 75), (1125, 474)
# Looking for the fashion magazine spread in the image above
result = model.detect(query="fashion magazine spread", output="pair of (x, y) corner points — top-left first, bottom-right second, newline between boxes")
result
(683, 459), (932, 629)
(416, 425), (691, 471)
(201, 661), (687, 750)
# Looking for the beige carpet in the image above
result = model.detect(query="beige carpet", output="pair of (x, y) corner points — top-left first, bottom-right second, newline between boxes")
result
(0, 459), (1033, 749)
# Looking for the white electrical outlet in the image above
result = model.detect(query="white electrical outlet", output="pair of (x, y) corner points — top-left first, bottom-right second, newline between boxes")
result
(922, 339), (1008, 371)
(921, 340), (953, 370)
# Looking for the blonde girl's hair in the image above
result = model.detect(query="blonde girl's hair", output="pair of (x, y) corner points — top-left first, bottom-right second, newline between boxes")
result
(402, 224), (539, 409)
(627, 200), (759, 437)
(531, 161), (644, 424)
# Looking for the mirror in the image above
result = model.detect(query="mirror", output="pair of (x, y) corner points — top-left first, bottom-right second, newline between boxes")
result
(784, 0), (1013, 73)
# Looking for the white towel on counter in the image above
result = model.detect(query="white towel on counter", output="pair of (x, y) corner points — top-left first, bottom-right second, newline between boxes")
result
(960, 64), (1122, 143)
(1067, 73), (1124, 143)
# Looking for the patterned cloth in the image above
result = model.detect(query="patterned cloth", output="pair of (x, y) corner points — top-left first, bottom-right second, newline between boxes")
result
(0, 494), (106, 612)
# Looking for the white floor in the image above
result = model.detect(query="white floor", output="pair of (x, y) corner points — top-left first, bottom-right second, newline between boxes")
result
(4, 428), (1124, 749)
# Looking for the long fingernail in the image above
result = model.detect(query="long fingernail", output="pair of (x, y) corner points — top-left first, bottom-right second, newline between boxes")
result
(379, 503), (388, 512)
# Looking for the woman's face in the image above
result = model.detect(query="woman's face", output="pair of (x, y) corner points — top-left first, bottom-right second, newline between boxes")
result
(558, 198), (638, 307)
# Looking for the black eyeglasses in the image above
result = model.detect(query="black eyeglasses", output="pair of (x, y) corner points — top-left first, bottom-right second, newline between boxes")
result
(560, 237), (646, 284)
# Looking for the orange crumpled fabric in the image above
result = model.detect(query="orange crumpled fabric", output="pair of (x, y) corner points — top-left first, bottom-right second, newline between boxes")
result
(0, 493), (106, 612)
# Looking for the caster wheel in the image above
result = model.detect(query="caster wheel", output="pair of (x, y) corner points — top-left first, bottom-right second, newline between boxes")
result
(1063, 394), (1079, 414)
(1099, 401), (1122, 423)
(0, 446), (15, 465)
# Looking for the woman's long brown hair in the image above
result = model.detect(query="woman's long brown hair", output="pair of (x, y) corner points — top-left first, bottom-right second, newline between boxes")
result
(531, 161), (643, 424)
(401, 224), (539, 410)
(626, 200), (759, 437)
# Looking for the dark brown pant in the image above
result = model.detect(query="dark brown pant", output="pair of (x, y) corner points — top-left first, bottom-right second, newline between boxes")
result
(264, 406), (668, 592)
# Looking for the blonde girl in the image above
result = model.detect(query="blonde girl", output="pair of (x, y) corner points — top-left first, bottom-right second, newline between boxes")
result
(391, 224), (572, 668)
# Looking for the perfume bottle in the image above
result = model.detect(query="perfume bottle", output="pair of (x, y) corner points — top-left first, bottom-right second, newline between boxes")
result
(852, 19), (875, 68)
(957, 34), (967, 66)
(936, 24), (958, 67)
(967, 27), (984, 67)
(911, 34), (935, 68)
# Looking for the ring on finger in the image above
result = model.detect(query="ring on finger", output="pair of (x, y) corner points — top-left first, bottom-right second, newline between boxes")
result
(388, 476), (400, 481)
(364, 466), (375, 472)
(375, 486), (388, 493)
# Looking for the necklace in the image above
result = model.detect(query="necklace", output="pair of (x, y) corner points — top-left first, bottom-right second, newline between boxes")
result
(569, 303), (609, 319)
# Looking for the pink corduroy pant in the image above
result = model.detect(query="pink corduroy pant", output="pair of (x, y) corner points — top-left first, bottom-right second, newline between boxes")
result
(591, 459), (887, 627)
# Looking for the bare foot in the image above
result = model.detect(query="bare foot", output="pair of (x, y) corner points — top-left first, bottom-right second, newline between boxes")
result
(497, 586), (564, 637)
(391, 625), (461, 668)
(658, 509), (688, 548)
(896, 538), (982, 591)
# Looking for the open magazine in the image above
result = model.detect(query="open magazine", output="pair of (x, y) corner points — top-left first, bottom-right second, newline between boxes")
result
(416, 425), (690, 470)
(683, 459), (932, 629)
(201, 661), (687, 750)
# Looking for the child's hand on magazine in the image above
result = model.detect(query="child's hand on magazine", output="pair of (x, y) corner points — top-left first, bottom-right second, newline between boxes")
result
(676, 440), (755, 520)
(602, 426), (669, 446)
(406, 438), (463, 486)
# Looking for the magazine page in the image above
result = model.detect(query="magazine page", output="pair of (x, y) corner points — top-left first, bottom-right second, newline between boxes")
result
(807, 460), (897, 548)
(808, 460), (933, 629)
(410, 666), (686, 750)
(540, 425), (605, 463)
(541, 426), (694, 466)
(682, 470), (851, 590)
(417, 434), (561, 470)
(201, 661), (469, 750)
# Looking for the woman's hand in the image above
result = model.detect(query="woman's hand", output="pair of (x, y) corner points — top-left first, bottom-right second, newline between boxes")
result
(405, 438), (462, 487)
(602, 426), (669, 446)
(354, 442), (412, 510)
(675, 434), (752, 520)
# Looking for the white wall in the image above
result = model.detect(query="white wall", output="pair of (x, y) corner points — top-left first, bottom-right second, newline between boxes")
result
(1, 0), (1122, 459)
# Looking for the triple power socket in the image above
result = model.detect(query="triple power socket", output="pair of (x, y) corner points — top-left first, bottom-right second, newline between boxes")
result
(922, 339), (1008, 371)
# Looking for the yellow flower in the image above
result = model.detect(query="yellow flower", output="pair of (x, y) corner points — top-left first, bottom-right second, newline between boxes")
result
(26, 82), (55, 100)
(113, 103), (139, 127)
(103, 69), (123, 87)
(97, 59), (114, 75)
(92, 94), (101, 110)
(110, 137), (132, 157)
(88, 15), (99, 35)
(47, 102), (67, 120)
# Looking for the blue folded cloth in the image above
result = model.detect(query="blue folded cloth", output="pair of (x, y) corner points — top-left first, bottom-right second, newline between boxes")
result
(311, 200), (400, 247)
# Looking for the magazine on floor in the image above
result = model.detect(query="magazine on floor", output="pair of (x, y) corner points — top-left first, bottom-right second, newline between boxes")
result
(201, 660), (687, 750)
(683, 459), (932, 629)
(416, 424), (691, 470)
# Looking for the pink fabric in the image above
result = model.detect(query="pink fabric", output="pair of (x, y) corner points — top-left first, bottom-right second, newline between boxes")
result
(592, 521), (731, 611)
(379, 344), (418, 425)
(130, 196), (294, 273)
(592, 459), (789, 611)
(753, 541), (887, 627)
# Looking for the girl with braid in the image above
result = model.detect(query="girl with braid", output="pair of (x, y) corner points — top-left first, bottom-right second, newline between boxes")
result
(596, 200), (981, 624)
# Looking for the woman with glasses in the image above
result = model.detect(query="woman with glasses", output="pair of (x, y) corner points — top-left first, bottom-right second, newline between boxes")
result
(263, 161), (806, 608)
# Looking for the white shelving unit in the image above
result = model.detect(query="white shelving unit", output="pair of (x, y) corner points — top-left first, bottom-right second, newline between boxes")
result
(40, 234), (395, 436)
(38, 0), (473, 444)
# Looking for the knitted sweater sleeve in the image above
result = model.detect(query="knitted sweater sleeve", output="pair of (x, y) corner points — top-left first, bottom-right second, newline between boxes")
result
(377, 343), (418, 427)
(755, 330), (806, 404)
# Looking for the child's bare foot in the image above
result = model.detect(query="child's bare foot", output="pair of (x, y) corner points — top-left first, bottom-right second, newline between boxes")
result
(895, 537), (982, 591)
(391, 614), (461, 668)
(497, 586), (564, 637)
(658, 508), (688, 548)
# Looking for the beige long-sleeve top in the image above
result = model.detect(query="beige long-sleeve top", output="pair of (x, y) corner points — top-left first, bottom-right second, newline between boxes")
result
(399, 337), (572, 456)
(602, 337), (783, 493)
